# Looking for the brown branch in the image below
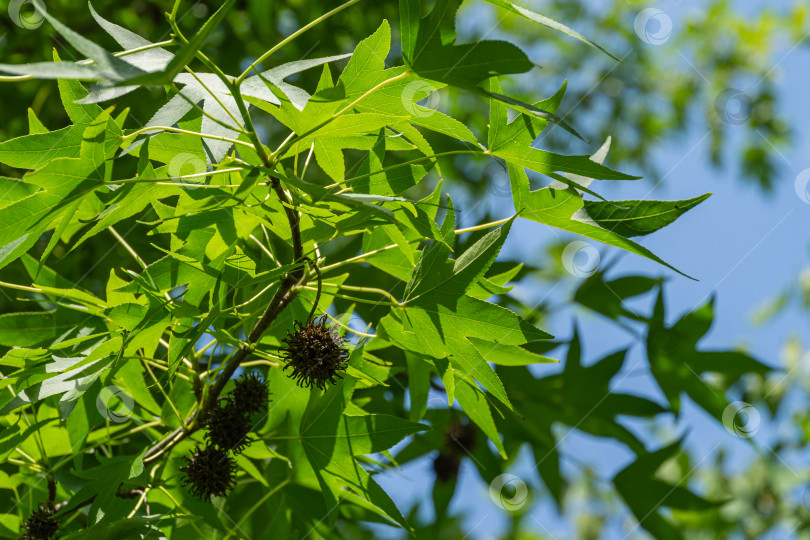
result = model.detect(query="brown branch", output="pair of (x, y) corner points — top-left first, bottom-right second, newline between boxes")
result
(142, 83), (306, 463)
(47, 478), (56, 505)
(202, 270), (303, 412)
(52, 486), (145, 516)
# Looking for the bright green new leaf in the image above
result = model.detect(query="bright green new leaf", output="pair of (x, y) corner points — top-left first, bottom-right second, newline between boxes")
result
(582, 193), (712, 237)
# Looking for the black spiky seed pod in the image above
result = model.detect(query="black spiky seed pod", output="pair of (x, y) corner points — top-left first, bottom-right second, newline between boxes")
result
(232, 372), (270, 415)
(433, 452), (460, 483)
(445, 420), (477, 454)
(280, 316), (350, 390)
(202, 398), (254, 454)
(23, 504), (59, 540)
(180, 445), (237, 501)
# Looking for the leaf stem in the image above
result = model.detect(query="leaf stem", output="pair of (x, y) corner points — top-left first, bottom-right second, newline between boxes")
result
(307, 261), (323, 323)
(321, 311), (377, 338)
(121, 126), (254, 149)
(8, 458), (46, 474)
(454, 216), (515, 234)
(221, 478), (291, 539)
(143, 360), (184, 424)
(0, 40), (175, 82)
(108, 226), (147, 269)
(270, 70), (409, 162)
(0, 281), (40, 294)
(316, 215), (511, 274)
(107, 166), (243, 185)
(142, 84), (308, 465)
(234, 0), (361, 85)
(241, 358), (282, 368)
(319, 281), (402, 305)
(327, 149), (480, 187)
(298, 285), (398, 307)
(318, 243), (401, 273)
(183, 66), (245, 128)
(169, 82), (247, 133)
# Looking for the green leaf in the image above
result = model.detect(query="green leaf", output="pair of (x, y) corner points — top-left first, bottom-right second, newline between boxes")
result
(487, 78), (629, 177)
(468, 337), (557, 365)
(68, 517), (167, 540)
(510, 163), (692, 278)
(402, 195), (456, 300)
(480, 0), (619, 61)
(0, 61), (104, 79)
(0, 126), (85, 169)
(0, 311), (94, 348)
(291, 113), (409, 182)
(1, 354), (114, 418)
(646, 290), (770, 420)
(405, 215), (513, 303)
(121, 0), (236, 86)
(406, 353), (431, 421)
(455, 378), (507, 458)
(0, 177), (37, 211)
(107, 303), (149, 332)
(57, 67), (104, 125)
(27, 108), (48, 134)
(403, 0), (533, 86)
(466, 262), (523, 300)
(614, 439), (722, 540)
(485, 77), (583, 140)
(399, 0), (421, 61)
(0, 111), (119, 269)
(353, 130), (425, 196)
(582, 193), (712, 237)
(380, 294), (551, 409)
(495, 141), (636, 181)
(61, 455), (140, 524)
(298, 376), (421, 529)
(574, 271), (662, 321)
(339, 20), (392, 94)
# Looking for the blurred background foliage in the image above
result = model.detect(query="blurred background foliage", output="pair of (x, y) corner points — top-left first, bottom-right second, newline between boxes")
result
(1, 1), (808, 538)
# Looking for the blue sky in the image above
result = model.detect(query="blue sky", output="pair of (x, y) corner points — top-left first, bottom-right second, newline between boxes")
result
(371, 1), (810, 538)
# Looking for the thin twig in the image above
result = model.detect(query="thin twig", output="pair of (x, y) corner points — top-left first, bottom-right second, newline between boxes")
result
(307, 261), (323, 324)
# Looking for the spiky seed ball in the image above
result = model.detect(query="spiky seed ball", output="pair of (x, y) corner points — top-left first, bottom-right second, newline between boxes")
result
(202, 399), (254, 454)
(433, 452), (460, 483)
(280, 316), (350, 390)
(23, 504), (59, 540)
(232, 372), (269, 415)
(180, 445), (237, 501)
(445, 420), (477, 454)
